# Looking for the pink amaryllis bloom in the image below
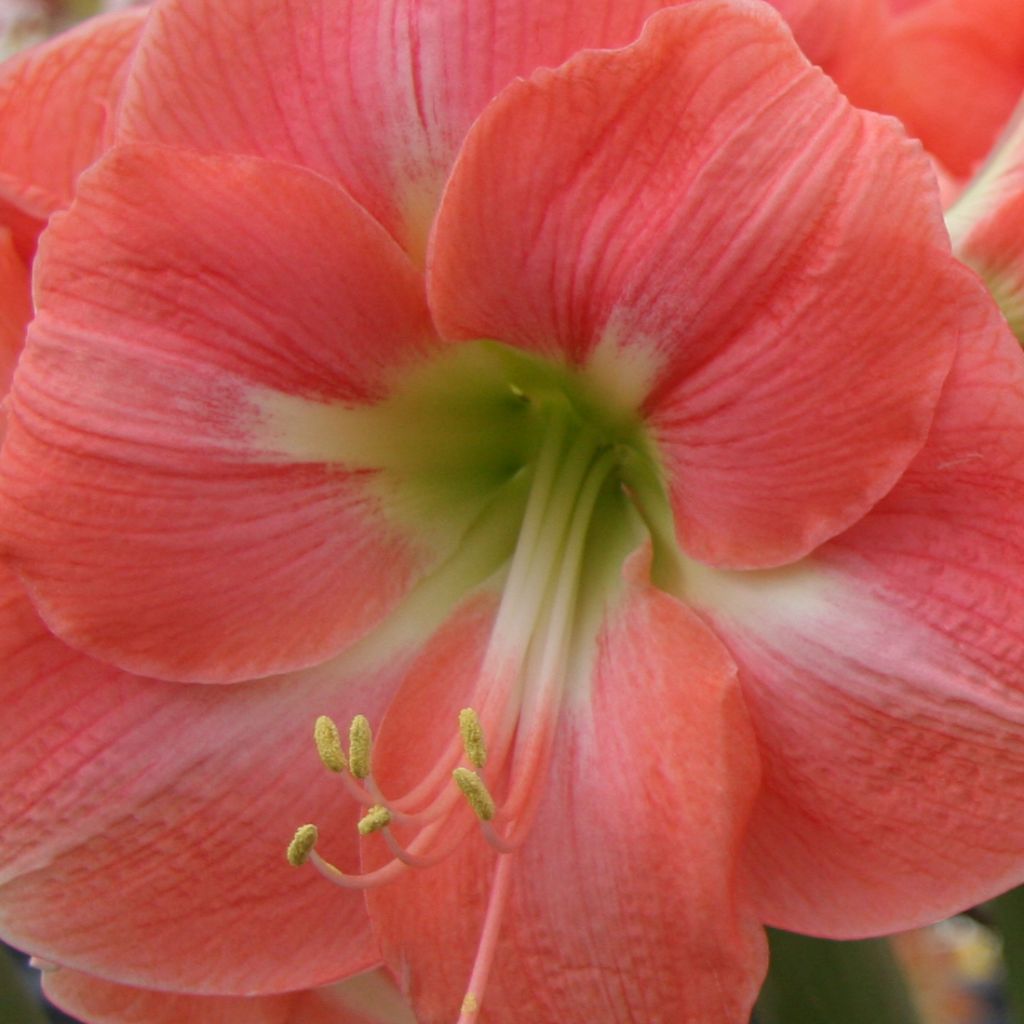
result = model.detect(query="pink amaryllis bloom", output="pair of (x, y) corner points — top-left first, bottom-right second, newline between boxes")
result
(3, 0), (1024, 1022)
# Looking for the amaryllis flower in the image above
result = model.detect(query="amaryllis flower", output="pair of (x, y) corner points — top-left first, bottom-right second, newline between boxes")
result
(2, 0), (1024, 1022)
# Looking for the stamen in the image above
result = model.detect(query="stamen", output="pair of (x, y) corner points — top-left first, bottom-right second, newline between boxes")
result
(453, 767), (496, 821)
(616, 444), (683, 592)
(348, 715), (372, 779)
(309, 849), (410, 890)
(382, 824), (471, 869)
(357, 804), (392, 835)
(314, 715), (348, 773)
(456, 854), (513, 1024)
(459, 707), (487, 769)
(286, 823), (318, 866)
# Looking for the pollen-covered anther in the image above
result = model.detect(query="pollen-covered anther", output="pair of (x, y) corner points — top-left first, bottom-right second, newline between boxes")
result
(313, 715), (347, 773)
(348, 714), (372, 779)
(459, 707), (487, 769)
(461, 993), (480, 1014)
(357, 804), (393, 836)
(286, 823), (318, 866)
(453, 767), (496, 821)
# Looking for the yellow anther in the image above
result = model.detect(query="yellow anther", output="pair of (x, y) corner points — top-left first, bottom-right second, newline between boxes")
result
(461, 993), (480, 1014)
(348, 714), (372, 779)
(314, 715), (347, 773)
(453, 767), (496, 821)
(357, 804), (393, 836)
(286, 823), (318, 866)
(458, 707), (487, 769)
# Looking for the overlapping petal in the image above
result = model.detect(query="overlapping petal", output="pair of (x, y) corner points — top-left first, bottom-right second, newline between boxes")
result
(0, 558), (400, 994)
(0, 8), (146, 224)
(367, 579), (765, 1023)
(116, 0), (682, 260)
(44, 967), (416, 1024)
(833, 0), (1024, 178)
(0, 144), (440, 682)
(767, 0), (884, 71)
(430, 0), (963, 570)
(686, 300), (1024, 935)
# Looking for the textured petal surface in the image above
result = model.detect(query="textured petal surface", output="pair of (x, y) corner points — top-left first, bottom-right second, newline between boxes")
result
(0, 9), (146, 214)
(368, 579), (765, 1023)
(0, 558), (401, 994)
(0, 144), (438, 682)
(686, 301), (1024, 935)
(117, 0), (681, 260)
(430, 0), (962, 569)
(44, 968), (416, 1024)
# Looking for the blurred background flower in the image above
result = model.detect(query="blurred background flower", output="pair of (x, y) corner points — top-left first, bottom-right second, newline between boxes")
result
(0, 0), (139, 59)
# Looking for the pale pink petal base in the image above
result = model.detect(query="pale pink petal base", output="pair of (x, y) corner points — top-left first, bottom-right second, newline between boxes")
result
(44, 967), (416, 1024)
(688, 307), (1024, 935)
(368, 577), (765, 1023)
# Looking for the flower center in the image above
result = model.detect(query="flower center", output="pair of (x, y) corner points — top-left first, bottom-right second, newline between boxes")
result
(286, 340), (678, 1021)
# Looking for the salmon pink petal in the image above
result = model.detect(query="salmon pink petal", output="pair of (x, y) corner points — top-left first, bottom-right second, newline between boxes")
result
(686, 302), (1024, 935)
(0, 8), (146, 216)
(837, 0), (1024, 178)
(430, 0), (962, 569)
(0, 227), (29, 401)
(0, 144), (439, 682)
(0, 559), (409, 993)
(768, 0), (884, 69)
(117, 0), (681, 260)
(44, 968), (416, 1024)
(367, 581), (765, 1022)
